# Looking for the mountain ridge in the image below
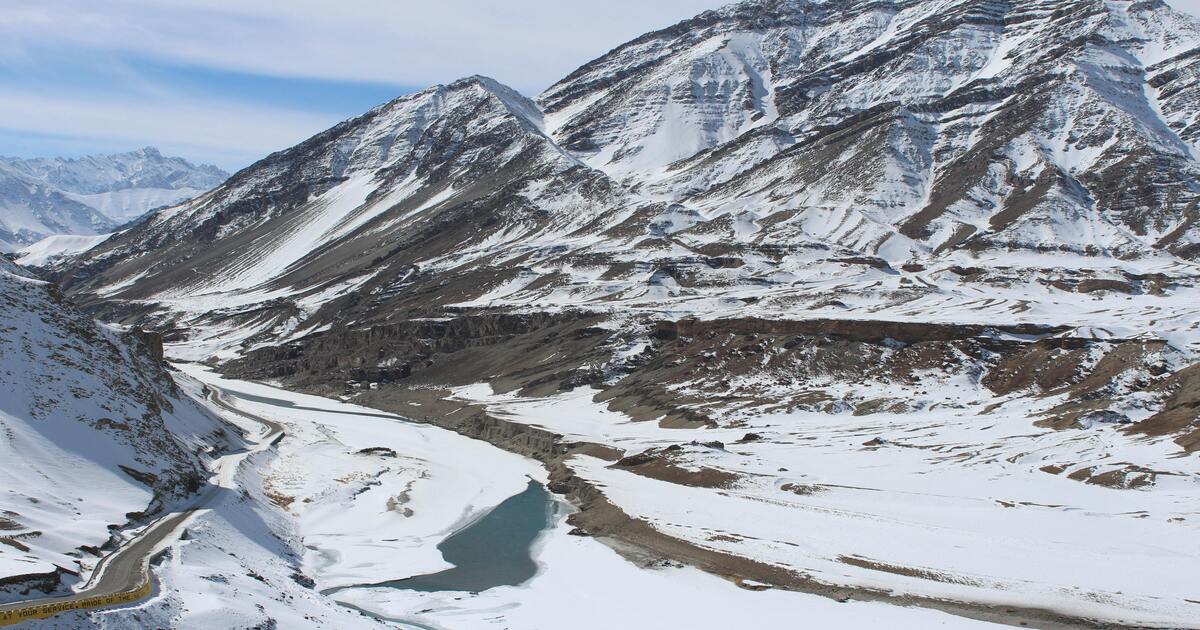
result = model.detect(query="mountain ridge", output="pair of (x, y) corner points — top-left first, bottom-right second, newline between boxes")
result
(0, 147), (227, 195)
(57, 0), (1200, 338)
(0, 148), (229, 251)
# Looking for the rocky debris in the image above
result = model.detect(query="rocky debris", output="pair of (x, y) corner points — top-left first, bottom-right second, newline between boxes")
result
(735, 578), (772, 591)
(780, 483), (824, 496)
(1125, 363), (1200, 452)
(223, 306), (1200, 454)
(355, 447), (398, 458)
(0, 515), (20, 532)
(1047, 278), (1139, 294)
(655, 317), (1063, 345)
(129, 327), (165, 360)
(1077, 410), (1131, 427)
(832, 256), (894, 271)
(289, 572), (316, 589)
(612, 447), (739, 489)
(1067, 465), (1165, 490)
(1075, 279), (1138, 295)
(0, 567), (75, 598)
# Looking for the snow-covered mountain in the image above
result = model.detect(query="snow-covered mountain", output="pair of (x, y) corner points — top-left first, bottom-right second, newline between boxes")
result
(53, 0), (1200, 438)
(0, 163), (114, 253)
(540, 0), (1200, 258)
(0, 256), (230, 599)
(65, 0), (1200, 306)
(55, 0), (1200, 476)
(0, 148), (228, 251)
(1, 147), (227, 197)
(37, 0), (1200, 626)
(60, 76), (630, 325)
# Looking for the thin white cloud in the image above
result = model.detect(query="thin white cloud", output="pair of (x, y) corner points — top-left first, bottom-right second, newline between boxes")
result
(0, 89), (340, 168)
(0, 0), (731, 94)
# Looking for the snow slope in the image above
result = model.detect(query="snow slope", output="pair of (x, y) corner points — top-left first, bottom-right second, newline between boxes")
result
(0, 257), (229, 598)
(64, 187), (210, 224)
(15, 233), (112, 268)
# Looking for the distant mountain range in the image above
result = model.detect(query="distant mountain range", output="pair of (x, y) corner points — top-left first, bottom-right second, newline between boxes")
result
(0, 147), (227, 252)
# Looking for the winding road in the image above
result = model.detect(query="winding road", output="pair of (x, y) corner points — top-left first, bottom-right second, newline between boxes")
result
(0, 385), (283, 627)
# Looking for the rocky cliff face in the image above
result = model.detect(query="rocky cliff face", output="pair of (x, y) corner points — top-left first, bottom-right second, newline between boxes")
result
(542, 0), (1200, 258)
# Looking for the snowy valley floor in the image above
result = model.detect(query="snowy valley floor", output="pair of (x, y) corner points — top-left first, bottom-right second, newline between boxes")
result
(48, 366), (1011, 629)
(434, 381), (1200, 629)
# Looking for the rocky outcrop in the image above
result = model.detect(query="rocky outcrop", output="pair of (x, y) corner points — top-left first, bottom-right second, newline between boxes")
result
(656, 317), (1065, 344)
(224, 311), (609, 390)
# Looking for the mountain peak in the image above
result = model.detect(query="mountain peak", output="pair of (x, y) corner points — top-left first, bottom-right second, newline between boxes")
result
(454, 75), (546, 132)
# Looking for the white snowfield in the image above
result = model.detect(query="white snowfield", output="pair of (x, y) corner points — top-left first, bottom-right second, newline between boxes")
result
(15, 233), (112, 268)
(64, 187), (210, 225)
(447, 380), (1200, 628)
(142, 366), (1000, 630)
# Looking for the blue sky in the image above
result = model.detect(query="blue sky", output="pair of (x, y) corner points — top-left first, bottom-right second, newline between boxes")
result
(1, 0), (1198, 172)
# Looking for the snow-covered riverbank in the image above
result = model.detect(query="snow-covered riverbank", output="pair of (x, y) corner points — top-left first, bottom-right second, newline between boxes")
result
(444, 380), (1200, 628)
(128, 366), (999, 629)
